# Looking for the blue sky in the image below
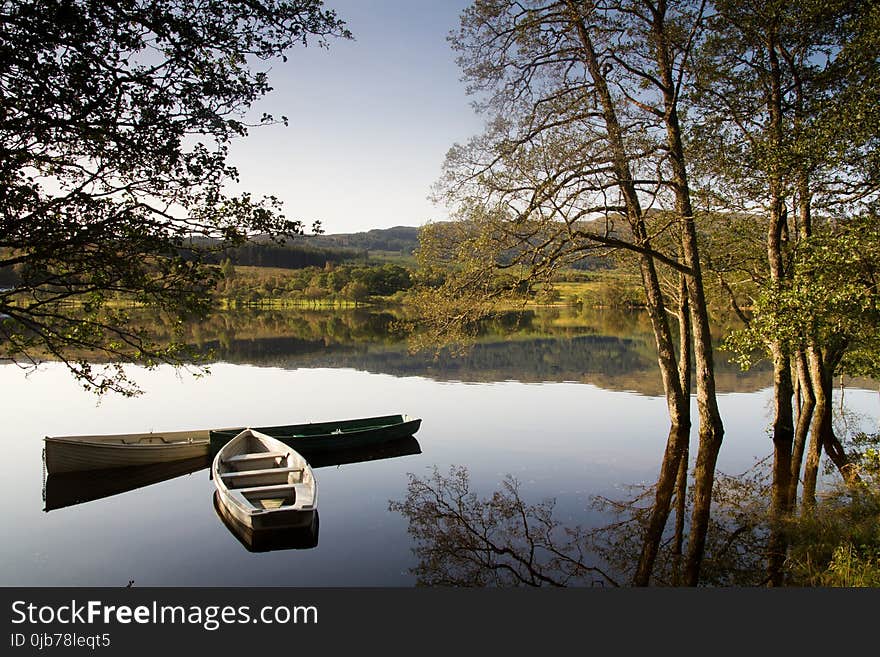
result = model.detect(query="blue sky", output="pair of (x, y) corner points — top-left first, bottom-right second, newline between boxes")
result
(227, 0), (482, 234)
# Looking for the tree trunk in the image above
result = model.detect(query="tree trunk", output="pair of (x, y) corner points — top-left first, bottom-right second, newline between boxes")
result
(789, 349), (814, 509)
(767, 342), (794, 586)
(565, 4), (692, 585)
(671, 274), (691, 586)
(762, 30), (795, 585)
(634, 273), (693, 586)
(650, 9), (724, 587)
(803, 346), (858, 514)
(803, 348), (830, 513)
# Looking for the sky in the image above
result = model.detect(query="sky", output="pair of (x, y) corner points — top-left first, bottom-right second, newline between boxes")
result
(226, 0), (483, 235)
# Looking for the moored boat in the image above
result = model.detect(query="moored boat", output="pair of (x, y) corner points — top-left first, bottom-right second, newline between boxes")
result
(209, 413), (422, 455)
(44, 429), (215, 475)
(45, 413), (421, 475)
(212, 428), (317, 531)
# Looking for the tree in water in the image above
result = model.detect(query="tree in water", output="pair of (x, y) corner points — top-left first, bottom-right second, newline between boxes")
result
(689, 0), (880, 583)
(413, 0), (724, 585)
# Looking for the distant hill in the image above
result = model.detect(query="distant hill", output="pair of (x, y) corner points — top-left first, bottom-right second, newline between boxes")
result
(188, 226), (422, 271)
(305, 226), (420, 254)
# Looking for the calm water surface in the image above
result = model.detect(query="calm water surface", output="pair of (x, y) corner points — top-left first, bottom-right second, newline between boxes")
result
(1, 308), (876, 585)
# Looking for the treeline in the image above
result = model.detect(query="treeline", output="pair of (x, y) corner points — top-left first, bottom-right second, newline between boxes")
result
(184, 225), (423, 271)
(217, 261), (414, 305)
(199, 241), (357, 270)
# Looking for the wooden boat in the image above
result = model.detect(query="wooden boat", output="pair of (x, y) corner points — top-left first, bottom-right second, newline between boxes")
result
(209, 413), (422, 455)
(45, 436), (420, 514)
(43, 455), (210, 512)
(46, 413), (421, 475)
(213, 429), (317, 531)
(44, 429), (215, 475)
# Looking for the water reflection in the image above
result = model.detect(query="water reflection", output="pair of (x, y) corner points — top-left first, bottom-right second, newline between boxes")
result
(301, 436), (421, 469)
(181, 307), (773, 395)
(20, 305), (775, 394)
(389, 465), (619, 587)
(390, 462), (829, 587)
(43, 456), (211, 512)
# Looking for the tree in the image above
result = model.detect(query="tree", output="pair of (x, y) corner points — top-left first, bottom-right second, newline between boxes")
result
(0, 0), (349, 394)
(340, 280), (369, 306)
(416, 0), (725, 585)
(688, 0), (880, 583)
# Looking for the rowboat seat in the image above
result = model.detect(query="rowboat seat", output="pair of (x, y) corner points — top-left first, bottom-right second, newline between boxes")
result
(221, 451), (288, 466)
(219, 467), (304, 488)
(219, 467), (303, 480)
(236, 483), (297, 496)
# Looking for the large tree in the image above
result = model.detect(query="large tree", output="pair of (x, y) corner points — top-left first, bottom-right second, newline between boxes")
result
(0, 0), (349, 393)
(688, 0), (879, 583)
(416, 0), (726, 585)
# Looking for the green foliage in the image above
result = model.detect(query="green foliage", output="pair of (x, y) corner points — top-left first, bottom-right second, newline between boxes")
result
(214, 262), (414, 305)
(820, 543), (880, 587)
(725, 217), (880, 376)
(340, 280), (369, 304)
(0, 1), (349, 394)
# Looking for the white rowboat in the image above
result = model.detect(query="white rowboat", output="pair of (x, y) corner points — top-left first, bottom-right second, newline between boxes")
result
(212, 429), (317, 531)
(44, 430), (214, 474)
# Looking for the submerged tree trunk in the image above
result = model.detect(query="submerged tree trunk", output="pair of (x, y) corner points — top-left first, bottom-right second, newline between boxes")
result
(767, 342), (794, 585)
(789, 350), (814, 509)
(763, 30), (795, 586)
(635, 273), (693, 586)
(565, 4), (692, 585)
(803, 348), (829, 513)
(671, 274), (692, 586)
(651, 12), (724, 587)
(803, 344), (859, 513)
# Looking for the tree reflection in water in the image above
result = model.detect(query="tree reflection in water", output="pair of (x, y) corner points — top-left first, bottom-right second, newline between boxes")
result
(389, 466), (619, 587)
(390, 463), (780, 587)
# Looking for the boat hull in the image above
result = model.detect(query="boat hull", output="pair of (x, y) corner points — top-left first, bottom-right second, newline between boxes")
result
(44, 413), (422, 475)
(44, 433), (211, 474)
(218, 496), (316, 531)
(210, 414), (422, 455)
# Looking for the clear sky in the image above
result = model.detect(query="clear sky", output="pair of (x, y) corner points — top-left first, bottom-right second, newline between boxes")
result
(227, 0), (482, 234)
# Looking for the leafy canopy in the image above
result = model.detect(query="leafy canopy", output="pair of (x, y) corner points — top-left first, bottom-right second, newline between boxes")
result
(0, 0), (349, 393)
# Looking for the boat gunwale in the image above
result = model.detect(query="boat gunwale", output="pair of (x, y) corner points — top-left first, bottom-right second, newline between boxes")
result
(209, 414), (418, 440)
(44, 437), (210, 449)
(213, 429), (317, 518)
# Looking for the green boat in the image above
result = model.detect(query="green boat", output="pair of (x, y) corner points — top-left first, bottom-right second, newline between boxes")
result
(209, 414), (421, 456)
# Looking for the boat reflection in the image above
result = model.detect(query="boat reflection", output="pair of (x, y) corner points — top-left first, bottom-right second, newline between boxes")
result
(303, 435), (422, 469)
(43, 455), (211, 512)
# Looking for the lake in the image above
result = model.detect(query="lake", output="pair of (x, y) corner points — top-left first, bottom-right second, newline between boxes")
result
(1, 307), (877, 585)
